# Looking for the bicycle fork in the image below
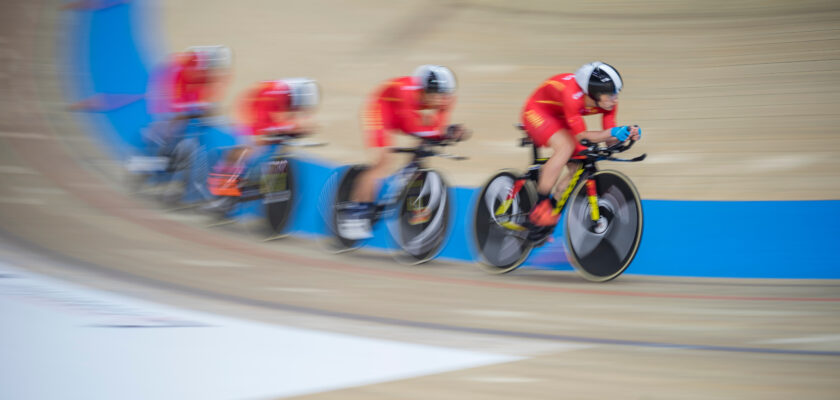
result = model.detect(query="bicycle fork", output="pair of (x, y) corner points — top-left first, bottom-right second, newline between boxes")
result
(556, 166), (600, 221)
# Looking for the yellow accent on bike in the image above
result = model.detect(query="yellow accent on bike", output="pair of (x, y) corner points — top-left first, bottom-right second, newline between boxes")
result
(494, 198), (527, 231)
(495, 198), (513, 216)
(500, 221), (527, 231)
(556, 166), (584, 212)
(588, 195), (600, 221)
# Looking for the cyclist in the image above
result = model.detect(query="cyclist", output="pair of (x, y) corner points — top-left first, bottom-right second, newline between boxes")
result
(338, 65), (468, 240)
(520, 61), (641, 231)
(144, 45), (232, 157)
(168, 45), (232, 115)
(207, 78), (320, 198)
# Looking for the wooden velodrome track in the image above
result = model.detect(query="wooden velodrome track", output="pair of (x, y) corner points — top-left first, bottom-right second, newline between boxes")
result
(2, 0), (840, 398)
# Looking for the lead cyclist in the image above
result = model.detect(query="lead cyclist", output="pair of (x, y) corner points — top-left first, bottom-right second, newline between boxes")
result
(519, 61), (641, 233)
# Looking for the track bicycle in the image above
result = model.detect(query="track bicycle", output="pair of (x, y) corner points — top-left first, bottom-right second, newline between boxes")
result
(472, 124), (646, 281)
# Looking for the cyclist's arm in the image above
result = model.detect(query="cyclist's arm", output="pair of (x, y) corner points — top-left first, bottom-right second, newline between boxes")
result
(575, 129), (619, 144)
(582, 106), (620, 143)
(269, 111), (318, 135)
(562, 92), (621, 144)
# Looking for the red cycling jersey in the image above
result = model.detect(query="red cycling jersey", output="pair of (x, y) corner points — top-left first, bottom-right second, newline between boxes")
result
(521, 73), (617, 150)
(169, 52), (217, 113)
(238, 80), (302, 136)
(363, 76), (451, 147)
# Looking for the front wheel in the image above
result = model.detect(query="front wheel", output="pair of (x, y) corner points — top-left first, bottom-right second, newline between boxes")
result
(564, 170), (643, 282)
(393, 169), (451, 264)
(472, 170), (538, 274)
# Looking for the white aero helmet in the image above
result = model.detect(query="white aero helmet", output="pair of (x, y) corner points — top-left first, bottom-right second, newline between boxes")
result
(413, 64), (457, 94)
(574, 61), (622, 99)
(284, 78), (320, 109)
(187, 45), (232, 70)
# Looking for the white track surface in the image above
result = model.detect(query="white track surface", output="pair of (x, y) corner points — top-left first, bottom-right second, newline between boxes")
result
(0, 262), (519, 399)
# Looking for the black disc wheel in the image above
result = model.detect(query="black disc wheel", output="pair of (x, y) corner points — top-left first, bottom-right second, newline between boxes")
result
(328, 165), (369, 251)
(472, 170), (538, 273)
(564, 170), (643, 282)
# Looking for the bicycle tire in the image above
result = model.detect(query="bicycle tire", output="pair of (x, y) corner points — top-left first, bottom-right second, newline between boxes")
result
(472, 170), (538, 274)
(564, 169), (643, 282)
(329, 165), (369, 250)
(394, 169), (451, 264)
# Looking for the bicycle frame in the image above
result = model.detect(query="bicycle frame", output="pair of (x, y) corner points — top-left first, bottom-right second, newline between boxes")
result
(495, 145), (605, 231)
(206, 136), (296, 199)
(376, 160), (421, 218)
(376, 142), (446, 211)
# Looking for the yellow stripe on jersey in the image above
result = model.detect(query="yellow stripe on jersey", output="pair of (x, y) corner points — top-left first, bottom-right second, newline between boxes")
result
(365, 103), (383, 129)
(536, 100), (564, 107)
(540, 80), (566, 92)
(524, 109), (544, 128)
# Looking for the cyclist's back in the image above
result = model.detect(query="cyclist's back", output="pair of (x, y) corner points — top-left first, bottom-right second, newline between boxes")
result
(522, 73), (616, 153)
(365, 75), (452, 147)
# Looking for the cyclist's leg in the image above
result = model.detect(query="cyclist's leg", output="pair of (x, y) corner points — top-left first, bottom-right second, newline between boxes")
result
(351, 147), (392, 203)
(163, 112), (190, 148)
(339, 103), (395, 238)
(352, 99), (395, 205)
(529, 132), (575, 227)
(522, 105), (575, 226)
(553, 161), (581, 202)
(339, 149), (389, 239)
(537, 132), (576, 196)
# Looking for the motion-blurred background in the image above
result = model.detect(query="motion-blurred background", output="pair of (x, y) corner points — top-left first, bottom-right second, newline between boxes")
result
(1, 1), (839, 399)
(155, 0), (840, 199)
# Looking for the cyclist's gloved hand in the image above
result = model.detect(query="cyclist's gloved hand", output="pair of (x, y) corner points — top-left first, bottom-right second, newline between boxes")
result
(625, 125), (642, 141)
(610, 126), (630, 141)
(445, 124), (470, 142)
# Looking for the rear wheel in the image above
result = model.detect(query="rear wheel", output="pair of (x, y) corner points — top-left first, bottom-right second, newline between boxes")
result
(261, 157), (295, 238)
(327, 165), (369, 251)
(393, 169), (450, 264)
(472, 170), (538, 273)
(564, 170), (643, 282)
